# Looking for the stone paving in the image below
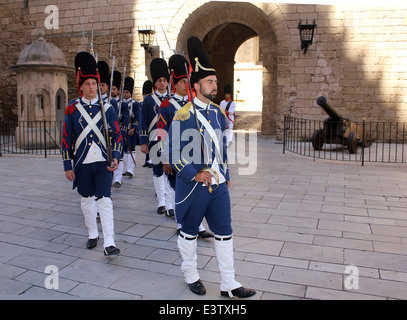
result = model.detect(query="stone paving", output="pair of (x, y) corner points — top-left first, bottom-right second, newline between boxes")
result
(1, 135), (407, 300)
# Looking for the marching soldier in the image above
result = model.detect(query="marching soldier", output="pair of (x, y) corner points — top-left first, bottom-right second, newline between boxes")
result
(121, 76), (140, 178)
(109, 70), (130, 188)
(141, 80), (154, 168)
(61, 52), (122, 256)
(219, 84), (235, 147)
(140, 58), (171, 215)
(167, 37), (256, 298)
(159, 54), (213, 237)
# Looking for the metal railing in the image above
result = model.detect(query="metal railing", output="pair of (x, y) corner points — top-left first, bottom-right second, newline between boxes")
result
(0, 118), (63, 157)
(283, 115), (407, 165)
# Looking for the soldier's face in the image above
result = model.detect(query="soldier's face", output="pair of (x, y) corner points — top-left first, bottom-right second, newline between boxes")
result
(195, 75), (218, 101)
(123, 90), (131, 100)
(100, 83), (109, 95)
(80, 79), (97, 100)
(111, 86), (119, 98)
(155, 77), (168, 93)
(175, 78), (188, 97)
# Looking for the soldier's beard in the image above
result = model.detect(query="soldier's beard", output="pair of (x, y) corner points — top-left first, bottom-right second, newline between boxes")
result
(202, 90), (217, 101)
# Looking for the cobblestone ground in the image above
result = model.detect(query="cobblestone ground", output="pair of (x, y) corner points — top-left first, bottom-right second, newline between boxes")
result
(1, 135), (407, 300)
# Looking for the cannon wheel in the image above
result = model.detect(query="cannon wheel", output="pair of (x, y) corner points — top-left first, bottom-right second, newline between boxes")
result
(312, 129), (324, 150)
(347, 132), (358, 154)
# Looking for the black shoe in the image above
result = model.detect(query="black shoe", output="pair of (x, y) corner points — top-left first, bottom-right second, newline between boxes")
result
(188, 280), (206, 295)
(113, 181), (122, 188)
(104, 246), (120, 256)
(142, 162), (149, 167)
(157, 206), (166, 214)
(198, 230), (214, 238)
(220, 287), (256, 298)
(86, 237), (99, 249)
(166, 209), (174, 218)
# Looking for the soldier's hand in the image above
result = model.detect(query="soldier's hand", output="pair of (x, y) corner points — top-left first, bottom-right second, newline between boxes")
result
(107, 158), (119, 172)
(163, 163), (173, 175)
(141, 144), (149, 154)
(128, 128), (135, 136)
(194, 171), (212, 186)
(65, 170), (75, 182)
(227, 181), (231, 189)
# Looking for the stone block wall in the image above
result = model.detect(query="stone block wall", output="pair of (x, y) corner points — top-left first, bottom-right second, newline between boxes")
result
(1, 0), (407, 139)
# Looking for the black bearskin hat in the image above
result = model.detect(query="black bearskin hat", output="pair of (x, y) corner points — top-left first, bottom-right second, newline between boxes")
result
(97, 60), (110, 85)
(169, 54), (189, 85)
(187, 36), (216, 85)
(150, 58), (170, 85)
(123, 77), (134, 95)
(75, 52), (98, 87)
(112, 71), (121, 90)
(224, 84), (232, 95)
(142, 80), (154, 95)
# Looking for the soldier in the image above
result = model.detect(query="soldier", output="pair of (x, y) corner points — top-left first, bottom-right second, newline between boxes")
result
(61, 52), (122, 256)
(121, 76), (140, 178)
(160, 54), (213, 237)
(109, 70), (130, 188)
(219, 84), (235, 147)
(167, 37), (256, 298)
(140, 58), (171, 215)
(97, 61), (110, 103)
(141, 80), (154, 168)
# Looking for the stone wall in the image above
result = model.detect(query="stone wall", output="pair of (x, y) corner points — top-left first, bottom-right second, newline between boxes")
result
(1, 0), (407, 139)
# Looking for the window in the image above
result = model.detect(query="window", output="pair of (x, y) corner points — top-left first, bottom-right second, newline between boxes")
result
(37, 94), (44, 110)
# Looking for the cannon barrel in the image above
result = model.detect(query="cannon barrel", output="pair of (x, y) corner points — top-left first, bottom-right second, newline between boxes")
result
(317, 96), (342, 121)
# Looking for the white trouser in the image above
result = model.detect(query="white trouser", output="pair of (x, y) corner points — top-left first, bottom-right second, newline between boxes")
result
(113, 160), (124, 184)
(226, 128), (234, 146)
(177, 232), (199, 284)
(97, 197), (116, 248)
(82, 196), (115, 248)
(125, 151), (136, 174)
(81, 196), (98, 240)
(153, 175), (166, 208)
(214, 235), (242, 294)
(164, 174), (175, 210)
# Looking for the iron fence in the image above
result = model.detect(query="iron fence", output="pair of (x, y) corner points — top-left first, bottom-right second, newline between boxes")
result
(283, 115), (407, 165)
(0, 118), (63, 157)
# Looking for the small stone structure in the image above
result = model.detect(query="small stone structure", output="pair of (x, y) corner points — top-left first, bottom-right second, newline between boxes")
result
(9, 30), (73, 149)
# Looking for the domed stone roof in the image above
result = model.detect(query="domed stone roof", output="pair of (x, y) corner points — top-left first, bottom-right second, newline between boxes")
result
(16, 30), (68, 67)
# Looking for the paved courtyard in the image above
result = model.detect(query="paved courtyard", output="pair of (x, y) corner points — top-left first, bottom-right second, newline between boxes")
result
(1, 135), (407, 300)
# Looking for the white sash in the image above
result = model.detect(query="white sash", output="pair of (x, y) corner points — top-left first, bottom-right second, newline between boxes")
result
(190, 105), (226, 171)
(74, 101), (110, 153)
(169, 98), (182, 111)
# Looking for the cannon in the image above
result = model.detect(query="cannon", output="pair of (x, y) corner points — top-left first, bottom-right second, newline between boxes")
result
(312, 96), (371, 154)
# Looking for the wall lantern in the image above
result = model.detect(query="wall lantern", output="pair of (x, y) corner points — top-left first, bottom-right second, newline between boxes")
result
(138, 28), (155, 56)
(297, 19), (317, 54)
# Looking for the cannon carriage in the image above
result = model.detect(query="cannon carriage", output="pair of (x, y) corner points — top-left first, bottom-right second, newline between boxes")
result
(312, 96), (371, 154)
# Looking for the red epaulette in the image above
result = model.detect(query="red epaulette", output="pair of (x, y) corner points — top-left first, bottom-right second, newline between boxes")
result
(159, 98), (170, 109)
(65, 102), (77, 115)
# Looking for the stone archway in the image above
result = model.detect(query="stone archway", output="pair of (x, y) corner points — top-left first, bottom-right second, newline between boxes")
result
(202, 23), (257, 106)
(172, 1), (291, 135)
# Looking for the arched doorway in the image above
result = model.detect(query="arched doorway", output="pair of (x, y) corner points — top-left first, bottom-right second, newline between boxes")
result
(174, 1), (286, 135)
(202, 23), (257, 105)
